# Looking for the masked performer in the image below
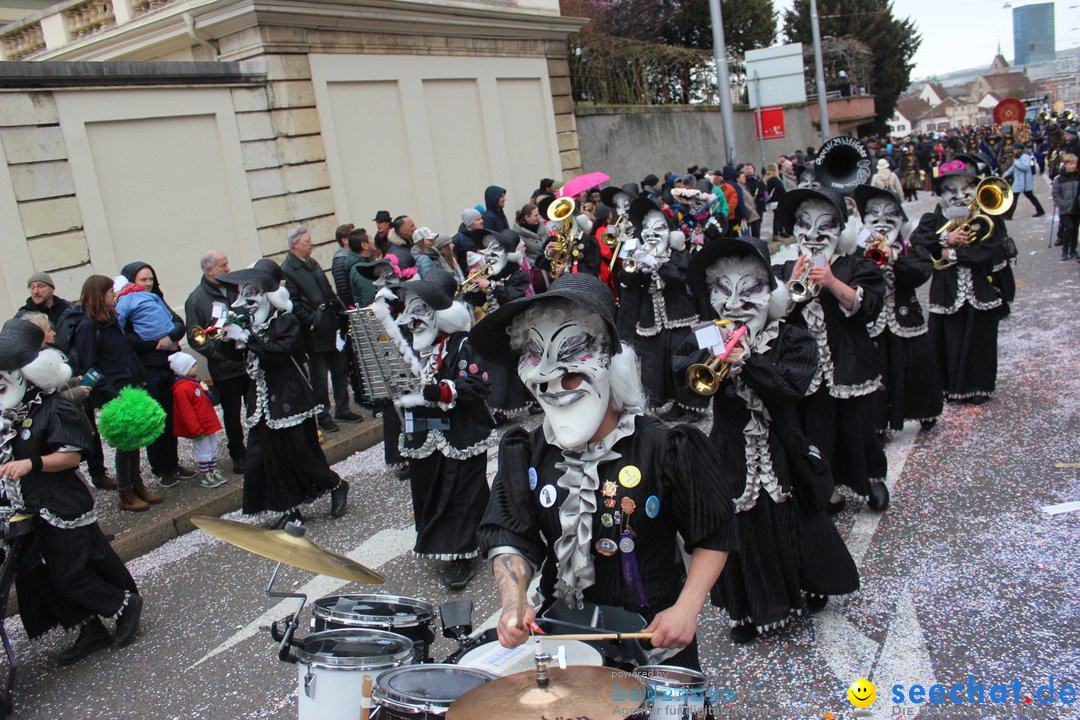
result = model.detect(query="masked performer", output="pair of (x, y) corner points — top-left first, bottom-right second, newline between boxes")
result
(617, 197), (705, 422)
(0, 319), (141, 665)
(377, 269), (494, 590)
(855, 186), (943, 433)
(909, 159), (1005, 404)
(681, 238), (858, 643)
(773, 188), (889, 513)
(217, 259), (348, 527)
(472, 274), (737, 671)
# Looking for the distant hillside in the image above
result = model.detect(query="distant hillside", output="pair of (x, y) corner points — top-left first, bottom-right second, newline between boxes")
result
(909, 47), (1080, 93)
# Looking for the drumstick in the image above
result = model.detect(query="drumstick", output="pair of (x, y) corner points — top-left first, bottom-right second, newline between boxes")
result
(359, 675), (373, 720)
(515, 576), (527, 630)
(538, 632), (654, 642)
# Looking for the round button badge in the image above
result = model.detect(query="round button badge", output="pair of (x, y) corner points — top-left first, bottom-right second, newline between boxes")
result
(618, 465), (641, 489)
(539, 484), (557, 508)
(528, 467), (538, 491)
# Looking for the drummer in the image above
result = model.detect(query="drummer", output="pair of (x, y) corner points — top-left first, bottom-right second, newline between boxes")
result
(470, 274), (738, 670)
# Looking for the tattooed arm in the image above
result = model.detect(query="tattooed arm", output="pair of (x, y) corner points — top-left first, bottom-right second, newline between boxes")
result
(492, 552), (536, 648)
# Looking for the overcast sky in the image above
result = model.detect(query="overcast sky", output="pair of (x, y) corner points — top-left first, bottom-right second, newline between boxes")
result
(771, 0), (1080, 79)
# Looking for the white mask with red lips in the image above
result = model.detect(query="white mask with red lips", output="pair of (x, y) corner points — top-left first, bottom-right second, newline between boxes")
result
(516, 311), (611, 450)
(397, 293), (439, 353)
(863, 196), (905, 249)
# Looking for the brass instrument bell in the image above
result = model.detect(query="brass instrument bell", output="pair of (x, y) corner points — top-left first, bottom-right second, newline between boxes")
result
(686, 355), (732, 396)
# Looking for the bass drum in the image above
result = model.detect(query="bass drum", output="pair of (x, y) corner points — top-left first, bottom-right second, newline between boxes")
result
(294, 629), (414, 720)
(312, 594), (436, 664)
(373, 664), (498, 719)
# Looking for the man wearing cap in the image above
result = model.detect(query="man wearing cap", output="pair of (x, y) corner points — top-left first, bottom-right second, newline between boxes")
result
(15, 273), (71, 328)
(0, 318), (142, 664)
(472, 273), (737, 670)
(910, 157), (1006, 404)
(372, 210), (393, 256)
(640, 174), (662, 202)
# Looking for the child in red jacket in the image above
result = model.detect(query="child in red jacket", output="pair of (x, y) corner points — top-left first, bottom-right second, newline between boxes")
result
(169, 352), (227, 488)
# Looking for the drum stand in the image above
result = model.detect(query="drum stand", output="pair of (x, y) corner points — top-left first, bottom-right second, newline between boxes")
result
(266, 523), (309, 664)
(0, 515), (36, 719)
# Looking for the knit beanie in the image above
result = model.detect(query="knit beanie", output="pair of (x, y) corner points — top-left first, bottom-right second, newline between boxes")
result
(168, 352), (197, 377)
(27, 272), (54, 288)
(461, 208), (482, 227)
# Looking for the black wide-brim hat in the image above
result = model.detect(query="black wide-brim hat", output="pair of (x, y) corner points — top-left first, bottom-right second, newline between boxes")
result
(853, 184), (908, 222)
(482, 229), (520, 252)
(628, 195), (665, 230)
(216, 268), (277, 292)
(600, 185), (635, 209)
(687, 236), (776, 317)
(0, 318), (44, 371)
(387, 272), (453, 312)
(773, 187), (848, 238)
(469, 273), (619, 367)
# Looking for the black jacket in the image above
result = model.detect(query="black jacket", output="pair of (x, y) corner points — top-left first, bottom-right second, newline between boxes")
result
(244, 312), (318, 426)
(774, 254), (885, 392)
(69, 306), (145, 406)
(331, 248), (355, 307)
(909, 209), (1004, 314)
(869, 245), (932, 337)
(617, 249), (697, 336)
(482, 186), (509, 232)
(14, 296), (71, 327)
(281, 252), (343, 353)
(184, 275), (246, 381)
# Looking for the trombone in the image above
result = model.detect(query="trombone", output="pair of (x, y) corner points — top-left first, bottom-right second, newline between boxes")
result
(687, 324), (748, 396)
(933, 176), (1012, 269)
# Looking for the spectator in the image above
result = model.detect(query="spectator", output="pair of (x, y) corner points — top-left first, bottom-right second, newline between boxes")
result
(453, 208), (486, 271)
(482, 186), (509, 231)
(536, 178), (555, 197)
(330, 223), (357, 306)
(412, 227), (462, 282)
(113, 275), (175, 343)
(281, 226), (362, 433)
(870, 158), (904, 200)
(168, 351), (227, 488)
(744, 164), (768, 219)
(20, 311), (91, 407)
(387, 215), (417, 270)
(780, 159), (798, 190)
(641, 173), (662, 202)
(511, 203), (549, 268)
(71, 275), (160, 511)
(184, 250), (249, 474)
(348, 230), (389, 308)
(119, 262), (194, 489)
(372, 210), (393, 256)
(719, 166), (740, 221)
(736, 167), (762, 237)
(763, 163), (787, 207)
(1051, 153), (1079, 260)
(15, 272), (71, 327)
(1002, 142), (1046, 219)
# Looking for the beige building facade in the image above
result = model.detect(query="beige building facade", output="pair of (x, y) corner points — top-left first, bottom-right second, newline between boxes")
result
(0, 0), (585, 318)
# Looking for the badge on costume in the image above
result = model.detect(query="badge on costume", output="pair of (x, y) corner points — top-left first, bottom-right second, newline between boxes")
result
(600, 513), (614, 528)
(595, 538), (618, 557)
(528, 467), (538, 491)
(645, 495), (660, 518)
(21, 419), (31, 428)
(539, 484), (557, 508)
(195, 388), (202, 397)
(618, 535), (636, 553)
(618, 465), (641, 489)
(458, 360), (467, 370)
(602, 480), (618, 498)
(19, 429), (31, 440)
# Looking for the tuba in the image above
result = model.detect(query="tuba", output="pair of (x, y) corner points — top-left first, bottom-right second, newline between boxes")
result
(544, 197), (579, 276)
(933, 177), (1012, 269)
(687, 324), (748, 396)
(815, 136), (873, 195)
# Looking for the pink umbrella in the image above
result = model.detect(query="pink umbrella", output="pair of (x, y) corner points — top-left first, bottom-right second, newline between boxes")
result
(558, 172), (610, 199)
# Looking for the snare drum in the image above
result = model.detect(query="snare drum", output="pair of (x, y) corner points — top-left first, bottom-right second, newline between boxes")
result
(631, 665), (709, 720)
(312, 594), (436, 663)
(457, 637), (603, 677)
(373, 664), (498, 719)
(294, 629), (414, 720)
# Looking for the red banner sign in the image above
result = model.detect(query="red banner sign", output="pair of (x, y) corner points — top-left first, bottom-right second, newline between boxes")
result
(757, 106), (785, 139)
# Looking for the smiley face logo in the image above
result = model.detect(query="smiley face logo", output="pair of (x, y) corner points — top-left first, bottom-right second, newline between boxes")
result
(847, 678), (876, 708)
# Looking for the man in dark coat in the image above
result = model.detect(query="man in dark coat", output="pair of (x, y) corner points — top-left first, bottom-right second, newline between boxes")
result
(14, 272), (71, 327)
(482, 185), (509, 232)
(387, 216), (417, 270)
(281, 226), (362, 432)
(184, 250), (250, 473)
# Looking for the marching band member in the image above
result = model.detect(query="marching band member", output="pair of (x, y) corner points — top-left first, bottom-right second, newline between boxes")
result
(472, 273), (737, 671)
(854, 186), (943, 433)
(773, 188), (890, 513)
(618, 196), (706, 422)
(684, 238), (858, 643)
(217, 260), (349, 527)
(379, 269), (495, 590)
(909, 158), (1005, 404)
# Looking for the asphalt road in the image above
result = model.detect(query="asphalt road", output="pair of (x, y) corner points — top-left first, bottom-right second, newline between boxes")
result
(3, 181), (1077, 720)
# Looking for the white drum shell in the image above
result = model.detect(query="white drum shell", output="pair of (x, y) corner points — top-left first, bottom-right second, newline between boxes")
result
(632, 665), (709, 720)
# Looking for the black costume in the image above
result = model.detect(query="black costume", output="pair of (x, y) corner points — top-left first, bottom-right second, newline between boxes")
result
(909, 209), (1004, 401)
(868, 243), (944, 431)
(774, 255), (888, 497)
(478, 414), (738, 668)
(4, 392), (137, 638)
(400, 330), (495, 559)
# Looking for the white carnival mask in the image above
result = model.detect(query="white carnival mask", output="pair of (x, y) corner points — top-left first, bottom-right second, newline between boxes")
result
(639, 209), (671, 257)
(234, 283), (273, 326)
(793, 198), (842, 262)
(480, 241), (508, 276)
(863, 197), (905, 248)
(398, 293), (438, 352)
(0, 369), (27, 411)
(516, 312), (611, 450)
(612, 192), (632, 217)
(705, 257), (772, 339)
(937, 175), (977, 215)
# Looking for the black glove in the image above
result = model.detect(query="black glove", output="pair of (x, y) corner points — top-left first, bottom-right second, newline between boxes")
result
(422, 383), (443, 403)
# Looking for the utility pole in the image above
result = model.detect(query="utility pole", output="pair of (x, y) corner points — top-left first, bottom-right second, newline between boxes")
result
(810, 0), (830, 144)
(709, 0), (737, 164)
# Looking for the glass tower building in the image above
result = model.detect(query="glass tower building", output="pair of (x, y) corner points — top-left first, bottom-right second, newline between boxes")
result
(1013, 3), (1055, 66)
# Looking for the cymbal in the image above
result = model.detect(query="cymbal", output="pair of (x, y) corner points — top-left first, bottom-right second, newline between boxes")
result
(191, 516), (384, 584)
(446, 666), (643, 720)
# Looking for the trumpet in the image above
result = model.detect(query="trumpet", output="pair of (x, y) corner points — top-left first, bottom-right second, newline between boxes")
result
(687, 325), (748, 396)
(459, 262), (494, 294)
(191, 311), (250, 346)
(865, 233), (892, 266)
(788, 253), (822, 303)
(933, 176), (1012, 269)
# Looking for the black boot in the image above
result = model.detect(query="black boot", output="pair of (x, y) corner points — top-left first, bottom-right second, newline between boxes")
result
(114, 592), (143, 647)
(806, 594), (829, 613)
(330, 480), (349, 518)
(58, 618), (113, 665)
(442, 559), (475, 591)
(272, 509), (304, 530)
(729, 624), (759, 644)
(867, 481), (890, 512)
(919, 418), (937, 431)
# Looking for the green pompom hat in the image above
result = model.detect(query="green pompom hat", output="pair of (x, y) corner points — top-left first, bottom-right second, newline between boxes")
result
(97, 386), (166, 451)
